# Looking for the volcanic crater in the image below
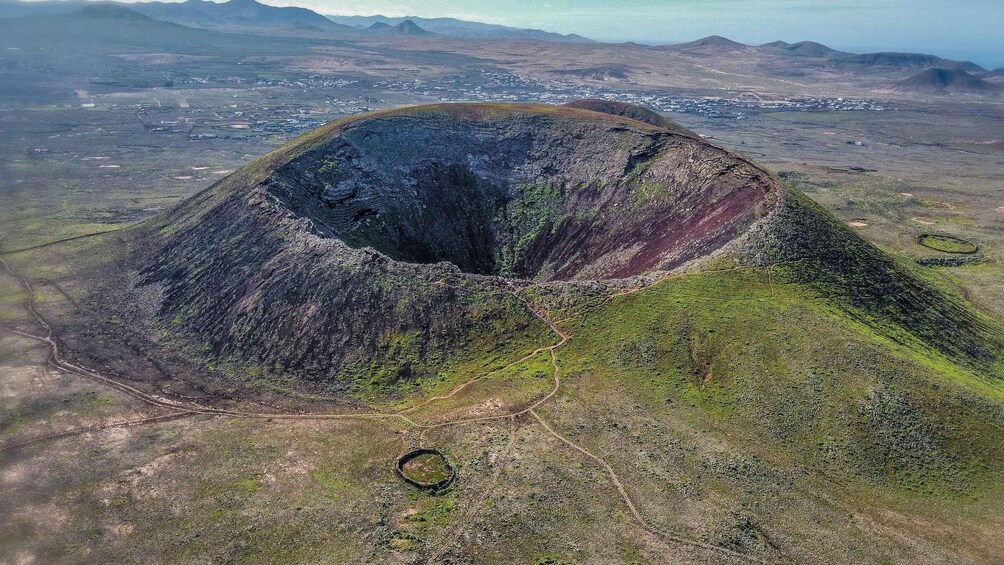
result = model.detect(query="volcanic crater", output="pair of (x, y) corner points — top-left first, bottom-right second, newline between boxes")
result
(263, 101), (779, 281)
(81, 101), (787, 389)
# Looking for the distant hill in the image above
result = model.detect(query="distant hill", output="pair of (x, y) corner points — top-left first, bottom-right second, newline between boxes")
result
(0, 3), (330, 69)
(761, 40), (842, 58)
(836, 52), (985, 73)
(760, 40), (984, 72)
(76, 3), (153, 21)
(0, 0), (358, 35)
(894, 67), (1000, 95)
(4, 4), (190, 40)
(393, 20), (428, 35)
(662, 35), (749, 54)
(363, 19), (430, 36)
(659, 35), (986, 74)
(328, 14), (593, 43)
(129, 0), (356, 35)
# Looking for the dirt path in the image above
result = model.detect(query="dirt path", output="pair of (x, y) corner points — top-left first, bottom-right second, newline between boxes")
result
(529, 409), (757, 562)
(0, 227), (130, 256)
(428, 414), (518, 562)
(0, 412), (196, 452)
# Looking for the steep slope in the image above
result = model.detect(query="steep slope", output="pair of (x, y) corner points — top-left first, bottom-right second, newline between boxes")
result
(189, 103), (775, 282)
(539, 254), (1004, 563)
(729, 189), (1004, 371)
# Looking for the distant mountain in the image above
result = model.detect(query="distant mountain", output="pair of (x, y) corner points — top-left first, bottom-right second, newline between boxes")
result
(328, 14), (593, 43)
(127, 0), (356, 35)
(661, 35), (986, 74)
(894, 67), (999, 95)
(0, 0), (357, 35)
(761, 40), (984, 72)
(836, 52), (985, 73)
(664, 35), (749, 54)
(365, 19), (432, 36)
(392, 20), (428, 35)
(367, 19), (433, 36)
(0, 3), (295, 63)
(77, 3), (154, 21)
(761, 40), (842, 58)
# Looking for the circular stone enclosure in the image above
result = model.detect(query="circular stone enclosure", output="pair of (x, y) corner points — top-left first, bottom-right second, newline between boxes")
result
(918, 234), (978, 254)
(264, 104), (777, 281)
(396, 449), (456, 492)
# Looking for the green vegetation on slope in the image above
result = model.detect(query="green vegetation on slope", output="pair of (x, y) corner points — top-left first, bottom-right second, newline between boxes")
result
(495, 183), (568, 278)
(557, 268), (1003, 492)
(753, 189), (1004, 374)
(533, 265), (1004, 562)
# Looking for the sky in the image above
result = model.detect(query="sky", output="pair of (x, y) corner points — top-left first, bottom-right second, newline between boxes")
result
(86, 0), (1004, 68)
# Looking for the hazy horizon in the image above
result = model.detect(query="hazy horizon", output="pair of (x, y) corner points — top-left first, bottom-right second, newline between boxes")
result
(18, 0), (1004, 68)
(313, 0), (1004, 69)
